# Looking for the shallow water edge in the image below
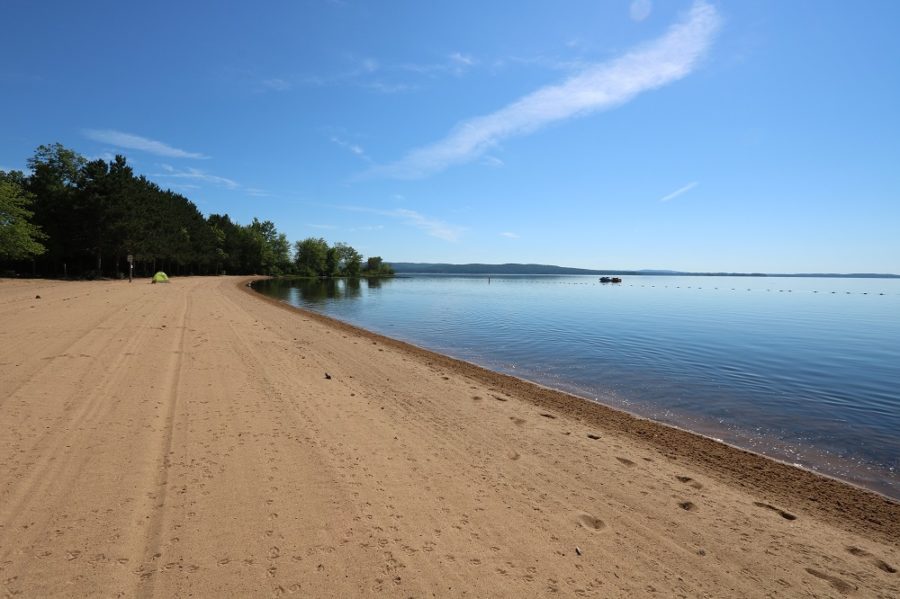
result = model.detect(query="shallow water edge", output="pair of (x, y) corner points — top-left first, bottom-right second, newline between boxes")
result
(248, 278), (900, 499)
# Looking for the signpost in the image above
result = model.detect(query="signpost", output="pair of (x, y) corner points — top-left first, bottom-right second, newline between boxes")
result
(127, 254), (133, 282)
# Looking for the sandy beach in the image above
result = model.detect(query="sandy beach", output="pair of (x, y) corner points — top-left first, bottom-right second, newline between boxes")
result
(1, 276), (897, 598)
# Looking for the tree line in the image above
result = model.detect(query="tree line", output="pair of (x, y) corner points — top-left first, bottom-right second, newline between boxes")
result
(0, 143), (393, 279)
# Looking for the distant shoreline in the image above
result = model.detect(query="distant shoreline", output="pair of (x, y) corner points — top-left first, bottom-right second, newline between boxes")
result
(388, 262), (900, 278)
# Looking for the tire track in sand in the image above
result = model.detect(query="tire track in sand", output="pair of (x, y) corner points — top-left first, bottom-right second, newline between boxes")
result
(0, 288), (147, 406)
(0, 293), (175, 546)
(131, 293), (192, 598)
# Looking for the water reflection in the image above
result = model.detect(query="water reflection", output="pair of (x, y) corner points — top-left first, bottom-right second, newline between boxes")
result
(263, 276), (396, 303)
(266, 277), (376, 303)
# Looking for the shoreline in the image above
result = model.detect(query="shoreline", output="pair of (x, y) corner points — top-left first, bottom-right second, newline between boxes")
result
(492, 370), (898, 502)
(254, 274), (900, 502)
(244, 278), (900, 544)
(2, 276), (897, 597)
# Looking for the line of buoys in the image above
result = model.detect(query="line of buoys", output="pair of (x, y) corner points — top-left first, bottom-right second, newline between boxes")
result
(547, 279), (893, 296)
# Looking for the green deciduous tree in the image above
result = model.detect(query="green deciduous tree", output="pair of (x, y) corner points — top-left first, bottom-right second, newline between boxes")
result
(294, 237), (329, 276)
(363, 256), (394, 276)
(0, 171), (47, 261)
(248, 218), (292, 275)
(293, 238), (365, 277)
(334, 242), (362, 277)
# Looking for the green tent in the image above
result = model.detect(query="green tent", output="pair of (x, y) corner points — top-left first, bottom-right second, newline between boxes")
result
(151, 271), (170, 284)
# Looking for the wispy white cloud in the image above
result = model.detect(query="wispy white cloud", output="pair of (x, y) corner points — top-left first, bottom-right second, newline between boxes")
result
(344, 206), (465, 241)
(446, 52), (478, 76)
(497, 54), (591, 73)
(155, 164), (239, 189)
(369, 1), (719, 179)
(395, 52), (477, 77)
(307, 223), (385, 233)
(169, 183), (202, 192)
(630, 0), (653, 22)
(152, 165), (273, 199)
(364, 81), (419, 94)
(449, 52), (475, 67)
(83, 129), (208, 159)
(261, 78), (291, 91)
(361, 58), (379, 73)
(330, 136), (371, 161)
(500, 231), (520, 239)
(294, 52), (475, 94)
(392, 208), (465, 241)
(481, 155), (505, 168)
(86, 151), (118, 162)
(659, 181), (698, 202)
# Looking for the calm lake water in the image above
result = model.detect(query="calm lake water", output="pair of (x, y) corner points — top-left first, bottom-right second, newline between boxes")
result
(254, 275), (900, 499)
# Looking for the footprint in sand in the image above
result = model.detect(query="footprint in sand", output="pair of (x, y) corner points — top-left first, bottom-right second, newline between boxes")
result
(678, 501), (698, 512)
(805, 568), (856, 594)
(576, 513), (606, 531)
(539, 413), (556, 419)
(846, 546), (897, 573)
(753, 501), (796, 521)
(675, 475), (704, 489)
(616, 457), (635, 467)
(510, 417), (526, 426)
(586, 434), (600, 440)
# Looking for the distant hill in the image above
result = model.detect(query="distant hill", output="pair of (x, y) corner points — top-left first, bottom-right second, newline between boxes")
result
(389, 263), (632, 275)
(388, 263), (900, 278)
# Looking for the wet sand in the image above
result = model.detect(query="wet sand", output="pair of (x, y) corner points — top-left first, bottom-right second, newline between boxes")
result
(1, 276), (897, 597)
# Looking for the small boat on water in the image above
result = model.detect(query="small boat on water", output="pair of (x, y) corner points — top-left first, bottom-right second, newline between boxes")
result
(599, 277), (623, 283)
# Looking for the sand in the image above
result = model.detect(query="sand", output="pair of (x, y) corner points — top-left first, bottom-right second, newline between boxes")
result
(0, 276), (897, 598)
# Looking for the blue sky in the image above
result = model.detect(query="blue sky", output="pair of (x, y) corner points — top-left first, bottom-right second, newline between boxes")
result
(2, 0), (898, 273)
